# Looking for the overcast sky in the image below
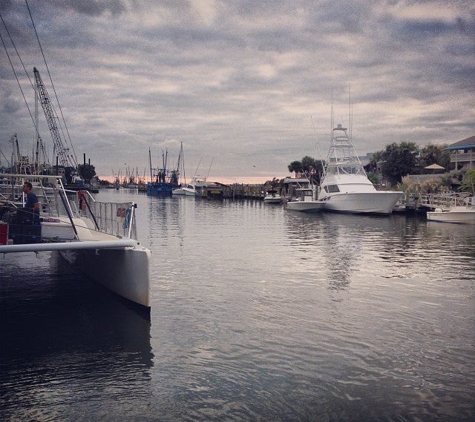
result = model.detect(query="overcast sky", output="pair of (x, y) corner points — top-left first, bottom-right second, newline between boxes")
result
(1, 0), (474, 183)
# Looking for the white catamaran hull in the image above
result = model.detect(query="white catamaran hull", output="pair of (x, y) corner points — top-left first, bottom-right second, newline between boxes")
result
(60, 246), (151, 307)
(321, 191), (402, 215)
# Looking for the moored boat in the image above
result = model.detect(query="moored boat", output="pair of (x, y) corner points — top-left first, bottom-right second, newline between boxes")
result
(0, 174), (151, 308)
(146, 148), (179, 197)
(286, 188), (324, 213)
(147, 180), (174, 196)
(176, 183), (198, 196)
(1, 13), (151, 308)
(318, 124), (402, 215)
(427, 207), (475, 224)
(427, 195), (475, 224)
(263, 189), (283, 204)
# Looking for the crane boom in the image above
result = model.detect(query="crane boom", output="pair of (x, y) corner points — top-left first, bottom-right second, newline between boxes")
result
(33, 67), (77, 169)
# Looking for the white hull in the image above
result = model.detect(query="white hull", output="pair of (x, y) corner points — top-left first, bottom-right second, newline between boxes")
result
(60, 246), (151, 307)
(427, 208), (475, 224)
(286, 200), (324, 213)
(182, 188), (196, 196)
(175, 183), (199, 196)
(263, 196), (283, 204)
(173, 187), (196, 196)
(1, 238), (151, 308)
(321, 191), (402, 215)
(172, 188), (186, 195)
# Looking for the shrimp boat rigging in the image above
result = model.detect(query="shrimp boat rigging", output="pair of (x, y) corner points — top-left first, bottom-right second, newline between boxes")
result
(146, 148), (179, 197)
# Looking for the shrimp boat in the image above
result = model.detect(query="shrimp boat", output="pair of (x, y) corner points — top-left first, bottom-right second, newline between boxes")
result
(318, 124), (402, 215)
(0, 174), (151, 308)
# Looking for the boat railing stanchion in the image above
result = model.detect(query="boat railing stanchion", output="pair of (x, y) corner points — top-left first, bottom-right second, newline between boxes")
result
(56, 178), (79, 239)
(127, 203), (137, 239)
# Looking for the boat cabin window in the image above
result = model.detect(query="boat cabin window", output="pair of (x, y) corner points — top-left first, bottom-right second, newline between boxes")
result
(324, 185), (340, 193)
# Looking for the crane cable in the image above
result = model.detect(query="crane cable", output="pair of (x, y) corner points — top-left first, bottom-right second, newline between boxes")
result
(0, 13), (38, 135)
(24, 0), (79, 168)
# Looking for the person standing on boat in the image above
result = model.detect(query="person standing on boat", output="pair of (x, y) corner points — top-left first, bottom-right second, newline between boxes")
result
(22, 182), (40, 220)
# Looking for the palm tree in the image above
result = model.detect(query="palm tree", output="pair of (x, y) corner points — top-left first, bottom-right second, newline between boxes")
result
(288, 160), (303, 176)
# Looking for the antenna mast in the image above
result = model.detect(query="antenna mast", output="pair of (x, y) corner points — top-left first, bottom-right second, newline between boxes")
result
(348, 84), (353, 140)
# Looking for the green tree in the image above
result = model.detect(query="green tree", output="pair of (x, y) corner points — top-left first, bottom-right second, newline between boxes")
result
(78, 163), (96, 184)
(460, 169), (475, 194)
(419, 144), (451, 171)
(301, 156), (316, 174)
(377, 142), (420, 186)
(288, 160), (303, 176)
(288, 157), (326, 184)
(367, 172), (380, 186)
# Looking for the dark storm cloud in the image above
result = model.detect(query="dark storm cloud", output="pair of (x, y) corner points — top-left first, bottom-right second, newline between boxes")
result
(49, 0), (128, 17)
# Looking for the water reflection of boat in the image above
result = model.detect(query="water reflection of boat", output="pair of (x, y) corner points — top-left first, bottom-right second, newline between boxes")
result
(318, 124), (402, 215)
(0, 259), (152, 420)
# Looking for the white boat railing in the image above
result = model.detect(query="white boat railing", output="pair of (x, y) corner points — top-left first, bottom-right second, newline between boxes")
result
(419, 193), (474, 210)
(0, 174), (139, 241)
(88, 200), (138, 240)
(64, 188), (138, 240)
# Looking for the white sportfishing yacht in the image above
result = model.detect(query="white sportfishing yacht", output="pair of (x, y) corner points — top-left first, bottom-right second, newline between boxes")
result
(318, 124), (402, 215)
(0, 174), (151, 308)
(173, 182), (198, 196)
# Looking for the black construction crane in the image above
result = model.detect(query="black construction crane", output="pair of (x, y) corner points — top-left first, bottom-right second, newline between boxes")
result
(33, 67), (78, 170)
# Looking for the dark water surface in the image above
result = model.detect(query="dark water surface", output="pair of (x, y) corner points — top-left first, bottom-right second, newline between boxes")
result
(1, 189), (474, 421)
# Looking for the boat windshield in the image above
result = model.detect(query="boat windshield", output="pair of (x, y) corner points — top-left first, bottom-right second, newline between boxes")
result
(326, 164), (365, 176)
(324, 185), (340, 193)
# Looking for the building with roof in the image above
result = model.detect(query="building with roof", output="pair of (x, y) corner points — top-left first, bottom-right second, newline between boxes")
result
(446, 135), (475, 170)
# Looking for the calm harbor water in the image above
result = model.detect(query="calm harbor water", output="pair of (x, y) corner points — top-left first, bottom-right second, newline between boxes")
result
(1, 189), (474, 421)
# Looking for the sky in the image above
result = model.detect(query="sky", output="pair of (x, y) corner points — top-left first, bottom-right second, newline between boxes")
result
(1, 0), (474, 184)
